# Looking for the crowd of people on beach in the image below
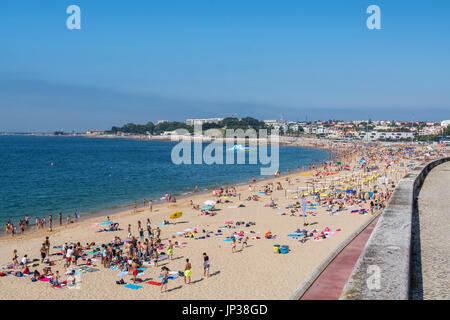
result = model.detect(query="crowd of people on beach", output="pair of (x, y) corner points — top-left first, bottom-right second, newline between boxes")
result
(4, 212), (79, 237)
(1, 140), (448, 296)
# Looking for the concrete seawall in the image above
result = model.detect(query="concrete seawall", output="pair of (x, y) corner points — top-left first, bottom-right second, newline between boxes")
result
(339, 157), (450, 300)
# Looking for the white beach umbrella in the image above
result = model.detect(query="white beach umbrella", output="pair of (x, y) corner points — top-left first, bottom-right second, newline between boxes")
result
(204, 200), (216, 206)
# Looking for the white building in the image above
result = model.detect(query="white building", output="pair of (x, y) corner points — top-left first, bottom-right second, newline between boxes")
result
(186, 118), (224, 126)
(86, 130), (105, 135)
(418, 126), (442, 136)
(441, 120), (450, 128)
(157, 120), (168, 125)
(359, 131), (414, 141)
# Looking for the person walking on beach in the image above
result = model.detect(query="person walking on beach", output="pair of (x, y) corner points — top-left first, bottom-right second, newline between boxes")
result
(59, 213), (62, 226)
(48, 215), (53, 232)
(184, 258), (191, 284)
(231, 237), (237, 253)
(149, 200), (153, 212)
(134, 201), (137, 213)
(203, 253), (210, 278)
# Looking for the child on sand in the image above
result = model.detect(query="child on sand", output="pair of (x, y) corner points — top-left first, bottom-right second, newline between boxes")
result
(167, 241), (173, 260)
(51, 271), (60, 288)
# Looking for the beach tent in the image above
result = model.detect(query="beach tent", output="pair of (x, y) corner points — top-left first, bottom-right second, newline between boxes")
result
(204, 200), (216, 206)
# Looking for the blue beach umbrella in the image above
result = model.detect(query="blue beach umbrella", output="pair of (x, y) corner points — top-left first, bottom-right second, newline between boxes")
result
(100, 220), (113, 226)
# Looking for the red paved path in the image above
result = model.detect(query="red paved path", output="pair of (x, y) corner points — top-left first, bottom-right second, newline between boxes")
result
(300, 215), (380, 300)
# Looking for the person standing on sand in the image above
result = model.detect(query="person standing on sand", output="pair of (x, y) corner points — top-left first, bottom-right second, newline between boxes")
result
(167, 240), (173, 260)
(134, 201), (137, 213)
(40, 243), (46, 263)
(12, 250), (19, 269)
(44, 236), (50, 257)
(184, 258), (191, 284)
(131, 259), (139, 283)
(231, 237), (237, 253)
(203, 253), (210, 278)
(161, 267), (169, 293)
(149, 200), (153, 212)
(25, 216), (29, 229)
(59, 213), (62, 226)
(48, 215), (52, 232)
(66, 246), (74, 268)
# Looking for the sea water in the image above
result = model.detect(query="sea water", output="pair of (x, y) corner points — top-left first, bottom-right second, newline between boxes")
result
(0, 136), (329, 225)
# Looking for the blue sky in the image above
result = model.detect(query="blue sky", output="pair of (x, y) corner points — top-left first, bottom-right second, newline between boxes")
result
(0, 0), (449, 132)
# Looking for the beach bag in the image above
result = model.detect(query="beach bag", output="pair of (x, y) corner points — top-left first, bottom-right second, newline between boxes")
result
(0, 272), (6, 277)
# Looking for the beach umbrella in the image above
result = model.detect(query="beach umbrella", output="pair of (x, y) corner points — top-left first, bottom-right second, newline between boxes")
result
(170, 211), (183, 219)
(204, 200), (216, 206)
(100, 220), (113, 226)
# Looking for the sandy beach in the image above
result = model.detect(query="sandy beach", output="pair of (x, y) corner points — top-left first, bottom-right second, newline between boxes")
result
(0, 140), (446, 300)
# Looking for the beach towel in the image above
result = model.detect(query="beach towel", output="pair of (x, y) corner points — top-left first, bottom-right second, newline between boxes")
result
(124, 284), (143, 290)
(137, 267), (147, 271)
(117, 271), (129, 277)
(147, 281), (162, 286)
(287, 234), (304, 237)
(39, 277), (51, 282)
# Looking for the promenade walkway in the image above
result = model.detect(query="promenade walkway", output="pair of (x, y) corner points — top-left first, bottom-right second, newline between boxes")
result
(414, 161), (450, 299)
(300, 215), (380, 300)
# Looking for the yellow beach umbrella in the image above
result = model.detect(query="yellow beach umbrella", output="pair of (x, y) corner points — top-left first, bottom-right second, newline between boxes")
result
(170, 211), (183, 219)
